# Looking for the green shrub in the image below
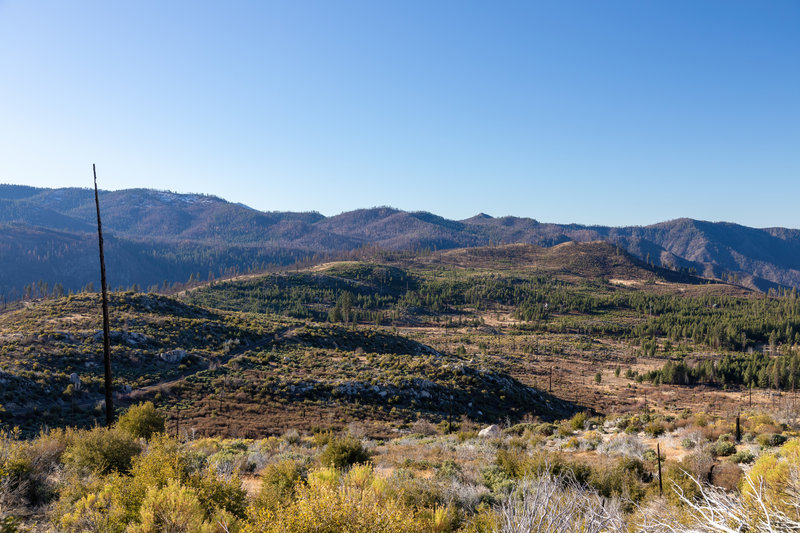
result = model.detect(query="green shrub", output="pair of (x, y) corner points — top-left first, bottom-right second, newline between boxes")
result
(456, 430), (478, 442)
(556, 424), (573, 438)
(57, 478), (128, 533)
(662, 463), (702, 506)
(588, 457), (647, 504)
(255, 459), (306, 511)
(518, 452), (592, 486)
(63, 427), (141, 475)
(504, 423), (535, 436)
(756, 433), (787, 448)
(569, 412), (588, 431)
(713, 441), (736, 457)
(0, 447), (32, 508)
(207, 441), (251, 475)
(319, 436), (371, 470)
(127, 479), (218, 533)
(624, 417), (642, 434)
(117, 402), (165, 440)
(496, 449), (527, 478)
(731, 449), (755, 464)
(534, 423), (556, 436)
(436, 459), (462, 480)
(2, 428), (71, 507)
(190, 468), (248, 520)
(386, 469), (444, 509)
(64, 433), (247, 529)
(245, 471), (423, 533)
(480, 465), (514, 495)
(644, 422), (665, 437)
(283, 429), (302, 445)
(312, 429), (334, 447)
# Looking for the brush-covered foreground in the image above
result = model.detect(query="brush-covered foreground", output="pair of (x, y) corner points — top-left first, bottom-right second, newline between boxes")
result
(2, 402), (800, 531)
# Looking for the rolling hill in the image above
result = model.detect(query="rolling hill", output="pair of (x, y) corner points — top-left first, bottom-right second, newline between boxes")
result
(1, 240), (794, 437)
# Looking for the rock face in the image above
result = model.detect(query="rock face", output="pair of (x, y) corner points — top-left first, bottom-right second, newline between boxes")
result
(478, 424), (501, 438)
(69, 373), (82, 391)
(160, 349), (187, 363)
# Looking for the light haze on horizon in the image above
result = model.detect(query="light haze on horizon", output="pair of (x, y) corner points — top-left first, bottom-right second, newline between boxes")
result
(0, 1), (798, 228)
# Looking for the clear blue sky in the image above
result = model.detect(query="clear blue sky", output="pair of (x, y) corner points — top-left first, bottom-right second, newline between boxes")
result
(1, 1), (798, 227)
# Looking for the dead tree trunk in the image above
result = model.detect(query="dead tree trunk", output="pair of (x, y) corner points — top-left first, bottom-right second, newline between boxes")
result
(657, 442), (663, 496)
(94, 164), (114, 426)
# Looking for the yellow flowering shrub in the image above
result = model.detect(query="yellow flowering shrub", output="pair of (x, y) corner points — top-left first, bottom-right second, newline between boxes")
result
(742, 438), (800, 518)
(117, 402), (165, 440)
(55, 432), (246, 531)
(245, 466), (423, 533)
(57, 477), (128, 533)
(127, 478), (216, 533)
(254, 459), (305, 511)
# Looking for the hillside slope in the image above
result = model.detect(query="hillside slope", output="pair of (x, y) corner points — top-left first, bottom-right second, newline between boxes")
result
(4, 242), (795, 438)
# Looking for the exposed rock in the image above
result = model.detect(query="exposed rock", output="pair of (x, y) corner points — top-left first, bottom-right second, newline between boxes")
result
(160, 349), (187, 363)
(122, 331), (149, 346)
(69, 373), (82, 391)
(478, 424), (501, 438)
(92, 330), (151, 346)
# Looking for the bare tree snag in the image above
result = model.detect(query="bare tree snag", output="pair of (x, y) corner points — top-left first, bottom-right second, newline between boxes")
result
(657, 442), (663, 496)
(94, 164), (114, 426)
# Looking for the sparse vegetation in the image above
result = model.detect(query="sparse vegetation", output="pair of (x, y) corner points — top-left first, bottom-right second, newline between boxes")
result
(4, 245), (800, 529)
(1, 414), (798, 531)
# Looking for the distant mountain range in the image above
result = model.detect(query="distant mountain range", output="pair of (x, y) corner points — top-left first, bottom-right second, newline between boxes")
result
(1, 183), (799, 297)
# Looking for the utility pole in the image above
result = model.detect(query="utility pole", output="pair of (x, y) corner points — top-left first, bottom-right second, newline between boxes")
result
(94, 164), (114, 427)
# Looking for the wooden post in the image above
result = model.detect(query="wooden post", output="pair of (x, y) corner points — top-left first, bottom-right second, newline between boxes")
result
(657, 442), (663, 497)
(549, 366), (553, 392)
(94, 165), (114, 427)
(735, 414), (741, 443)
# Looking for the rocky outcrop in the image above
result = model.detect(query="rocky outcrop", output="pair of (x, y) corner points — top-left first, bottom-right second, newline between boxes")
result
(478, 425), (501, 438)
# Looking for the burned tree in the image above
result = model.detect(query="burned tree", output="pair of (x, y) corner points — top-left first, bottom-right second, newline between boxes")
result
(94, 164), (114, 426)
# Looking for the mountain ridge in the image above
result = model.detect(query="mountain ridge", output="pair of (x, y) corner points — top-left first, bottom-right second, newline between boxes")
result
(1, 184), (798, 296)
